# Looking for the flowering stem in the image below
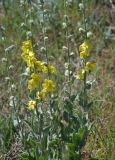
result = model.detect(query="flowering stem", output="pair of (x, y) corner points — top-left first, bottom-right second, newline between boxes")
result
(82, 0), (88, 109)
(82, 0), (87, 37)
(41, 2), (50, 80)
(83, 60), (87, 108)
(40, 2), (54, 158)
(64, 0), (71, 96)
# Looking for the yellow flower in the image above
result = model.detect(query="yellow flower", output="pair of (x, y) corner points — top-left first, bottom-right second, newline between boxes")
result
(37, 90), (45, 101)
(34, 60), (43, 71)
(48, 64), (56, 74)
(80, 51), (90, 59)
(22, 40), (33, 53)
(28, 79), (38, 91)
(79, 41), (92, 59)
(85, 62), (95, 72)
(41, 65), (48, 73)
(42, 79), (55, 92)
(28, 100), (36, 110)
(21, 40), (37, 68)
(76, 69), (85, 80)
(28, 73), (42, 92)
(31, 73), (42, 82)
(21, 41), (33, 61)
(26, 51), (36, 68)
(21, 50), (36, 68)
(35, 62), (55, 74)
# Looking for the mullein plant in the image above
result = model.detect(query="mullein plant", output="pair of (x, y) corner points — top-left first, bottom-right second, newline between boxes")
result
(20, 1), (95, 160)
(21, 39), (56, 158)
(76, 0), (95, 111)
(21, 0), (57, 158)
(70, 1), (95, 159)
(54, 1), (95, 159)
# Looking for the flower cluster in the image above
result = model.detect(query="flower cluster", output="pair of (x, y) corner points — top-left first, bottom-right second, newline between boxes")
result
(21, 40), (56, 110)
(76, 40), (95, 80)
(79, 40), (91, 59)
(28, 100), (36, 110)
(21, 40), (36, 68)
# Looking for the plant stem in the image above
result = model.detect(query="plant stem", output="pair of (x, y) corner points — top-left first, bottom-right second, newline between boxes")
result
(41, 2), (50, 79)
(82, 0), (87, 109)
(64, 0), (71, 96)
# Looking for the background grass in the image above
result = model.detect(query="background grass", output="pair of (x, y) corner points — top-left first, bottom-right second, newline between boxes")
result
(0, 0), (115, 159)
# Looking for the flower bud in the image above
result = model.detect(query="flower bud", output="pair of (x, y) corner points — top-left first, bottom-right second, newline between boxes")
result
(79, 27), (85, 33)
(9, 96), (17, 107)
(64, 63), (69, 69)
(43, 9), (47, 14)
(5, 45), (15, 52)
(44, 36), (48, 42)
(62, 46), (68, 51)
(26, 31), (32, 38)
(11, 84), (16, 90)
(62, 22), (67, 29)
(2, 58), (7, 63)
(87, 31), (93, 38)
(5, 77), (10, 82)
(40, 47), (46, 53)
(2, 37), (5, 41)
(67, 34), (73, 40)
(79, 3), (84, 10)
(64, 15), (69, 21)
(9, 65), (14, 70)
(70, 52), (75, 56)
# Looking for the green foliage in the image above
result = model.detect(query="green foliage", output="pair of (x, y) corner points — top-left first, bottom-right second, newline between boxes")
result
(2, 117), (15, 150)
